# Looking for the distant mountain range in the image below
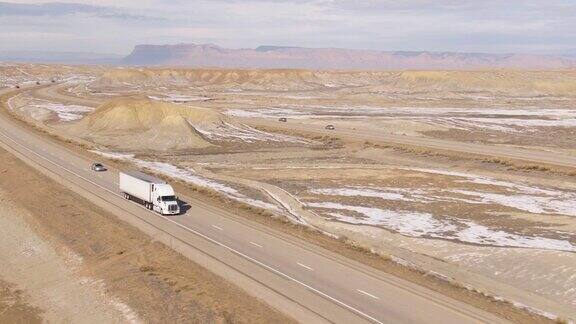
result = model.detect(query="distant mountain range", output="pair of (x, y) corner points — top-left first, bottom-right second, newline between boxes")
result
(122, 43), (576, 70)
(0, 50), (122, 64)
(3, 44), (576, 70)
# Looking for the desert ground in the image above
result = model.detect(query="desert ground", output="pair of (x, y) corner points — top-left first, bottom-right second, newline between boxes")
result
(2, 63), (576, 321)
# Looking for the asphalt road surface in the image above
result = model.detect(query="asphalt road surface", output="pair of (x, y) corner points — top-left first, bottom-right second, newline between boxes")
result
(0, 86), (510, 323)
(245, 119), (576, 169)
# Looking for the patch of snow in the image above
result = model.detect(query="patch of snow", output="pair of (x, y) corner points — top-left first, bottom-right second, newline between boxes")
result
(310, 186), (478, 204)
(89, 151), (279, 212)
(311, 187), (409, 201)
(312, 202), (457, 236)
(456, 222), (575, 251)
(109, 298), (142, 324)
(137, 160), (239, 195)
(453, 190), (576, 216)
(135, 161), (280, 211)
(196, 122), (308, 144)
(224, 108), (309, 119)
(89, 150), (134, 160)
(309, 202), (576, 252)
(31, 102), (93, 121)
(148, 94), (211, 103)
(403, 167), (576, 216)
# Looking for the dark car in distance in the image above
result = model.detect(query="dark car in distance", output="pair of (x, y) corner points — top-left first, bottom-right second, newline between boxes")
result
(91, 162), (107, 172)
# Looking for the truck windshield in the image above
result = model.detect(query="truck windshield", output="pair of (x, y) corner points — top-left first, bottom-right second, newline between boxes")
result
(162, 196), (177, 202)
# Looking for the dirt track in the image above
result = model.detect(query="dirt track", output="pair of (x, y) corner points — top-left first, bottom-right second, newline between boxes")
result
(0, 146), (293, 323)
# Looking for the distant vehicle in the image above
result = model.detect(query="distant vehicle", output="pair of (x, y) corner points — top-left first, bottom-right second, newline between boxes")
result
(14, 85), (20, 89)
(91, 162), (107, 172)
(51, 79), (56, 83)
(279, 117), (287, 122)
(36, 81), (41, 85)
(120, 171), (180, 215)
(325, 124), (335, 130)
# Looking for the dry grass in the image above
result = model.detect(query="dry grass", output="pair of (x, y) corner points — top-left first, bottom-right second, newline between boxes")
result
(364, 141), (576, 178)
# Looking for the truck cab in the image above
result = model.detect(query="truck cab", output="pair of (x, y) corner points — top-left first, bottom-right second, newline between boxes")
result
(152, 183), (180, 215)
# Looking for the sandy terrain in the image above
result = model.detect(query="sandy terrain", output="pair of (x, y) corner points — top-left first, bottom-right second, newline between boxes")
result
(0, 145), (293, 323)
(3, 63), (576, 321)
(0, 279), (42, 323)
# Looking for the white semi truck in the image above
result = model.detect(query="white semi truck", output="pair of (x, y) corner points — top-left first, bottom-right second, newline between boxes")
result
(119, 171), (180, 215)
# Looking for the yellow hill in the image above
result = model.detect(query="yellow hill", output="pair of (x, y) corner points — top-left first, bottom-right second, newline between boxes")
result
(67, 97), (224, 150)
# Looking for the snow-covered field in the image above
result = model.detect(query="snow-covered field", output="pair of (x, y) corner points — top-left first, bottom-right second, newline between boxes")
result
(405, 167), (576, 216)
(433, 116), (576, 132)
(30, 101), (93, 121)
(311, 179), (576, 217)
(305, 168), (576, 251)
(196, 122), (309, 144)
(308, 201), (575, 251)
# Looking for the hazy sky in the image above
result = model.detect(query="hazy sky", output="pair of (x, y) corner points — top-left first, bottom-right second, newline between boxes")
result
(0, 0), (574, 55)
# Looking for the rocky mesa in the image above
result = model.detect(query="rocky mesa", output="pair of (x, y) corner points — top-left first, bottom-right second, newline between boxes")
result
(123, 43), (576, 70)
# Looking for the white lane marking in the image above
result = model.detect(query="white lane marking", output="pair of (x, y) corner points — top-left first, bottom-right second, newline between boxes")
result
(357, 289), (380, 300)
(297, 262), (314, 271)
(211, 225), (223, 231)
(0, 129), (384, 324)
(249, 241), (263, 248)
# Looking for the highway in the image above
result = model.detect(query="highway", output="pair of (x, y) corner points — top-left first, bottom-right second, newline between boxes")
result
(0, 86), (510, 323)
(244, 119), (576, 169)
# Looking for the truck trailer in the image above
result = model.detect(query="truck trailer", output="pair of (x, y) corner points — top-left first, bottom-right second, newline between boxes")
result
(119, 171), (180, 215)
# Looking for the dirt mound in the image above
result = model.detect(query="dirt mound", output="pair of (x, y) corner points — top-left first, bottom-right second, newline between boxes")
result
(67, 97), (224, 150)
